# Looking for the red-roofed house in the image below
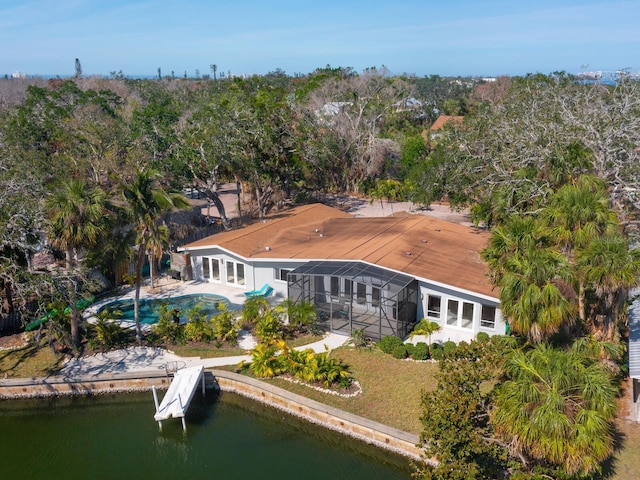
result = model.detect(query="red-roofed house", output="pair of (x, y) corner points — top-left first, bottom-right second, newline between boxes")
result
(180, 203), (504, 343)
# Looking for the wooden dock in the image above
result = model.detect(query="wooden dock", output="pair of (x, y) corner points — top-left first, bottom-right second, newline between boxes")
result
(153, 365), (205, 431)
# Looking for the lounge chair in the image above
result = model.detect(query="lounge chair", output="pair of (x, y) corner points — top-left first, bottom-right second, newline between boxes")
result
(244, 283), (274, 298)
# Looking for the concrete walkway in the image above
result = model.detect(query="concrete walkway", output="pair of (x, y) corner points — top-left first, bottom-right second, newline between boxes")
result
(59, 333), (350, 380)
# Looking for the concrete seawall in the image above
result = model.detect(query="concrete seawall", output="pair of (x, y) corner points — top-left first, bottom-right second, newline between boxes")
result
(0, 369), (422, 460)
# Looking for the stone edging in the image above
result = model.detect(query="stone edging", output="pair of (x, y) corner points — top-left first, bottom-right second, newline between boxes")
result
(210, 370), (422, 460)
(0, 369), (423, 461)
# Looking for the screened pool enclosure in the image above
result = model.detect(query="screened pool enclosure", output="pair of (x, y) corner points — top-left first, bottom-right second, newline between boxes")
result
(287, 261), (418, 341)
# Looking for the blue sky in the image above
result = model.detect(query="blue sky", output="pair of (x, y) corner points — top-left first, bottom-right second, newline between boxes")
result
(1, 0), (638, 77)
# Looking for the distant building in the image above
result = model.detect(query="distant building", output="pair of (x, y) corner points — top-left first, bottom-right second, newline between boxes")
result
(11, 71), (26, 79)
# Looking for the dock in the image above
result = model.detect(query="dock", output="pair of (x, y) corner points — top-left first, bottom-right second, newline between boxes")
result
(153, 365), (205, 431)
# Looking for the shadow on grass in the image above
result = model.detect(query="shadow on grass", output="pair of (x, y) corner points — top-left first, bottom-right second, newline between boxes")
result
(0, 342), (65, 378)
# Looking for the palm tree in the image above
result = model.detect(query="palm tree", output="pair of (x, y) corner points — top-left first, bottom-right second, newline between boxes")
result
(492, 343), (617, 476)
(276, 298), (317, 331)
(47, 179), (110, 347)
(121, 169), (189, 341)
(409, 318), (441, 355)
(482, 214), (575, 343)
(577, 233), (640, 341)
(497, 246), (575, 342)
(541, 175), (619, 323)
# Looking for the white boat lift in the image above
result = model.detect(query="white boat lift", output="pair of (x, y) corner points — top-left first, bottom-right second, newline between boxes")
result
(152, 365), (205, 431)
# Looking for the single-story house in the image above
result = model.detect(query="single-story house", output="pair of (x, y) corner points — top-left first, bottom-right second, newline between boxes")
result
(179, 203), (505, 343)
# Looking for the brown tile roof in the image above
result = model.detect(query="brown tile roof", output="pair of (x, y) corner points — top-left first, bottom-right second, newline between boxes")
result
(183, 203), (496, 299)
(430, 115), (464, 131)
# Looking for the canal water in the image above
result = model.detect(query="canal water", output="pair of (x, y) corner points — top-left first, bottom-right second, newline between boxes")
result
(0, 391), (413, 479)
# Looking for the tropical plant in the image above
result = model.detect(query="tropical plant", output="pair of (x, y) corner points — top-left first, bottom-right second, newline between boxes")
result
(120, 169), (189, 341)
(249, 342), (283, 379)
(348, 327), (368, 348)
(46, 179), (111, 347)
(241, 296), (270, 328)
(276, 298), (317, 332)
(210, 303), (238, 344)
(92, 307), (124, 349)
(254, 309), (284, 343)
(183, 303), (211, 342)
(153, 303), (184, 344)
(409, 318), (441, 355)
(492, 343), (618, 476)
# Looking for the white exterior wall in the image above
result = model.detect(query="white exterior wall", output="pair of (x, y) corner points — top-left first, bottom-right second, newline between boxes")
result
(411, 282), (505, 344)
(189, 249), (305, 300)
(251, 261), (305, 300)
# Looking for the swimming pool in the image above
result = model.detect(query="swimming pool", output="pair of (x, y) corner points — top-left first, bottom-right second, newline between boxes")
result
(98, 294), (231, 324)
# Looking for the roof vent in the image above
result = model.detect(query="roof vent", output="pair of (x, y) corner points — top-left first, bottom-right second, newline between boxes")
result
(421, 239), (428, 243)
(435, 229), (441, 232)
(265, 246), (271, 251)
(405, 251), (412, 256)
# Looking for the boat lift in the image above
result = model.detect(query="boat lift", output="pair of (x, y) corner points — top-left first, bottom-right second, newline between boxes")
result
(152, 365), (205, 431)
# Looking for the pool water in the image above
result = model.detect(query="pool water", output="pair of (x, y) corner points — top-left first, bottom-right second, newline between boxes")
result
(98, 294), (231, 324)
(0, 391), (413, 480)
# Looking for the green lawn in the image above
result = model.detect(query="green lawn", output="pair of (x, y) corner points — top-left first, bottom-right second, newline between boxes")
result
(259, 346), (438, 435)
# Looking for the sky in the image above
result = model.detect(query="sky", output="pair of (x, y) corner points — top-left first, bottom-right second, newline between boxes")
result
(1, 0), (639, 78)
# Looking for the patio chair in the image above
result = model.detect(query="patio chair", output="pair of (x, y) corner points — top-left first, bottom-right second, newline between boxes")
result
(244, 283), (274, 298)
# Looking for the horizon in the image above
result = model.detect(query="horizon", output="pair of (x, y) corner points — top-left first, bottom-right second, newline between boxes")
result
(2, 0), (639, 79)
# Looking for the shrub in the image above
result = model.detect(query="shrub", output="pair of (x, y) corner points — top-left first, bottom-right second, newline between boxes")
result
(154, 304), (185, 344)
(431, 343), (444, 361)
(392, 344), (408, 359)
(254, 310), (283, 343)
(349, 328), (368, 348)
(404, 342), (416, 357)
(412, 342), (430, 360)
(443, 340), (457, 354)
(378, 335), (403, 354)
(476, 331), (490, 343)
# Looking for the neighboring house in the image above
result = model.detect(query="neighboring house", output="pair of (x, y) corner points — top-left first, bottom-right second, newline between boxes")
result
(180, 203), (505, 343)
(430, 115), (464, 133)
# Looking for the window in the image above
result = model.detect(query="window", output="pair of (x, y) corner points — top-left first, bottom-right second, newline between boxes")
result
(330, 276), (339, 297)
(343, 279), (352, 298)
(372, 287), (380, 307)
(237, 263), (245, 286)
(356, 283), (366, 305)
(426, 295), (441, 319)
(447, 300), (458, 326)
(227, 261), (235, 283)
(276, 268), (291, 282)
(226, 260), (246, 286)
(481, 305), (496, 329)
(211, 259), (220, 281)
(461, 302), (474, 329)
(202, 257), (210, 279)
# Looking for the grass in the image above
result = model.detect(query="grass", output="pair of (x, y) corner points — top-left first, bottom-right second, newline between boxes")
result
(0, 341), (65, 378)
(170, 345), (247, 358)
(255, 346), (439, 435)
